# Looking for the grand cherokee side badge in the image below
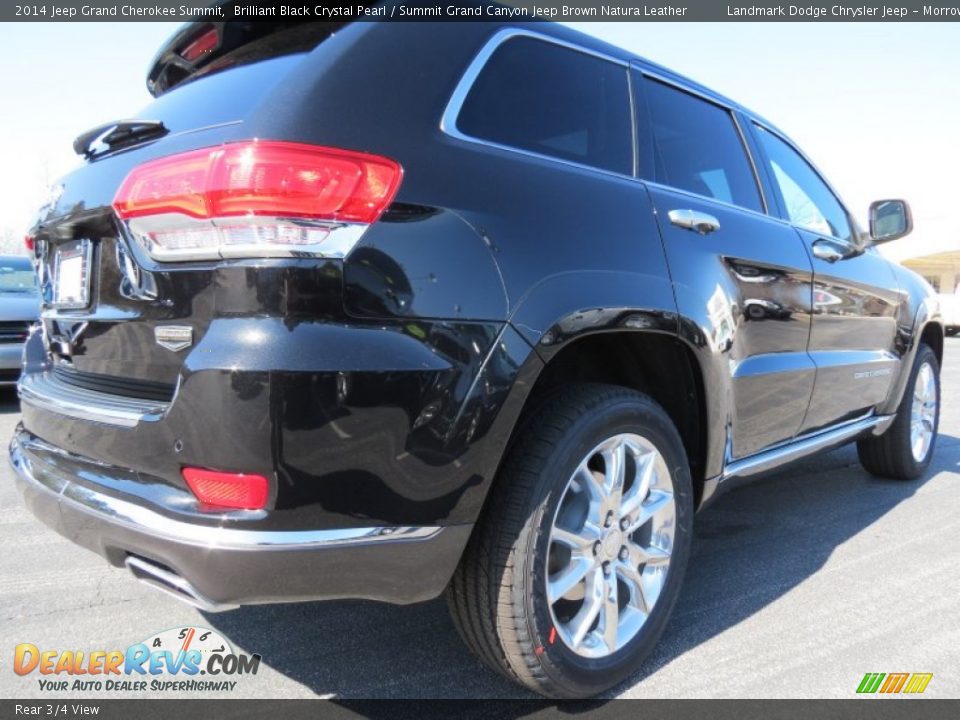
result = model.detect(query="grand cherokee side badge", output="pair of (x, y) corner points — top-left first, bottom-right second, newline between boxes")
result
(155, 326), (193, 352)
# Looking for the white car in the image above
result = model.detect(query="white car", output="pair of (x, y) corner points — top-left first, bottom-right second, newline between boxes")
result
(939, 293), (960, 336)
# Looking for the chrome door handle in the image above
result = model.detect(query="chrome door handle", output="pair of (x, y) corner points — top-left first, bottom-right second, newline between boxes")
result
(811, 239), (845, 263)
(668, 209), (720, 235)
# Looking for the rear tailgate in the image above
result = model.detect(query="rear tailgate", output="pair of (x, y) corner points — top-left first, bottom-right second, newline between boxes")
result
(29, 24), (348, 389)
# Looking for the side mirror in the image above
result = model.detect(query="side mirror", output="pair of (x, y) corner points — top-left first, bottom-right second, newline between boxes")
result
(869, 199), (912, 244)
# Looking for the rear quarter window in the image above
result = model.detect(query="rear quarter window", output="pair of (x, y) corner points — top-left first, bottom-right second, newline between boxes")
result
(454, 36), (633, 175)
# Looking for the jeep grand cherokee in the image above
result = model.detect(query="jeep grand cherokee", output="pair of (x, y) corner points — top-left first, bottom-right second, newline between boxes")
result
(10, 15), (942, 698)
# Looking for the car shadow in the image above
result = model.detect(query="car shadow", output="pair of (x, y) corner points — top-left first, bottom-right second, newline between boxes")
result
(201, 435), (959, 699)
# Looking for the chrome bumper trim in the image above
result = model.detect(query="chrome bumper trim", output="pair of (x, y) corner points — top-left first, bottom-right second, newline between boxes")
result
(18, 371), (169, 428)
(11, 433), (442, 550)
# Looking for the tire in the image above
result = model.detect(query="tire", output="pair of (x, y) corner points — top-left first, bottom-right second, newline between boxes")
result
(857, 344), (940, 480)
(446, 383), (693, 698)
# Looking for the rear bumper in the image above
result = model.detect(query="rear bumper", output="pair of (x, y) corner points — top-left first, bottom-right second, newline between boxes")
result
(9, 429), (471, 607)
(16, 317), (519, 531)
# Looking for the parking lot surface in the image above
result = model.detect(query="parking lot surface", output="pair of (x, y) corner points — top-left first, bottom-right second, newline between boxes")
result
(2, 339), (958, 699)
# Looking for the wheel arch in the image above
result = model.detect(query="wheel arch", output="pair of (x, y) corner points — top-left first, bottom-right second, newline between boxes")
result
(879, 294), (944, 415)
(921, 320), (944, 368)
(501, 327), (711, 508)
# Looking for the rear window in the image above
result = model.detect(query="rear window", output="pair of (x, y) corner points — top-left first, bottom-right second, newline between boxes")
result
(642, 79), (762, 213)
(455, 37), (633, 175)
(136, 53), (308, 133)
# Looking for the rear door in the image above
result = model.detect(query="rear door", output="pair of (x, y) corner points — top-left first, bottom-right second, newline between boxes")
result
(748, 123), (901, 432)
(634, 70), (816, 459)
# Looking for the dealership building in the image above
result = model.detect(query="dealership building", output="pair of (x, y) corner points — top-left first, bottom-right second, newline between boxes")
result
(882, 227), (960, 296)
(901, 250), (960, 295)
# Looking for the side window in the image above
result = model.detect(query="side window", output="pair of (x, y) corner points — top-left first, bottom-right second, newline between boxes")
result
(456, 37), (632, 175)
(754, 126), (852, 242)
(642, 78), (763, 213)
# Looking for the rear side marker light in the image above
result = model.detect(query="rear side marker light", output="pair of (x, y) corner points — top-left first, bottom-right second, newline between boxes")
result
(182, 467), (269, 511)
(112, 141), (402, 262)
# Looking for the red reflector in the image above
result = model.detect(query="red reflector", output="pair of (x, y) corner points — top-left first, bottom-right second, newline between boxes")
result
(24, 235), (34, 252)
(112, 141), (402, 225)
(182, 467), (269, 510)
(180, 27), (219, 62)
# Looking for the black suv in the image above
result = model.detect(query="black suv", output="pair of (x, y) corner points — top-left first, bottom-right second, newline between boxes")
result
(12, 18), (942, 698)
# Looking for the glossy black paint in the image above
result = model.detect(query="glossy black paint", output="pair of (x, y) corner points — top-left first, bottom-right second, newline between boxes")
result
(15, 20), (941, 605)
(11, 430), (472, 605)
(644, 182), (816, 461)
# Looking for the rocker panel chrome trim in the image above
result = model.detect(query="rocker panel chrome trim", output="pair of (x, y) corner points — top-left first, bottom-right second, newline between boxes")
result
(699, 413), (895, 508)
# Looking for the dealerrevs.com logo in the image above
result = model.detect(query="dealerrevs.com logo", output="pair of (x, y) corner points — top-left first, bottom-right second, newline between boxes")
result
(13, 627), (260, 693)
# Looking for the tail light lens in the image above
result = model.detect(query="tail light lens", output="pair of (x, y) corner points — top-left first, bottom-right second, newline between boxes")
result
(113, 141), (402, 261)
(182, 467), (269, 510)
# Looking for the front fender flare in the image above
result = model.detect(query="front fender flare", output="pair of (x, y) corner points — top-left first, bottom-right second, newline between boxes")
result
(878, 295), (943, 415)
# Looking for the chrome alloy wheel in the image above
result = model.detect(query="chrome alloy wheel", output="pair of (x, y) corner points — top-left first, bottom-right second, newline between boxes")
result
(910, 361), (937, 463)
(546, 433), (676, 658)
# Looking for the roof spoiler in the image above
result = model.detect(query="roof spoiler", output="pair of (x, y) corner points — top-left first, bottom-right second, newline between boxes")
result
(146, 3), (370, 97)
(146, 10), (302, 97)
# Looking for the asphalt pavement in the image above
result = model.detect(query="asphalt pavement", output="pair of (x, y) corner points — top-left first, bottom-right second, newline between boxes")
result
(1, 339), (958, 699)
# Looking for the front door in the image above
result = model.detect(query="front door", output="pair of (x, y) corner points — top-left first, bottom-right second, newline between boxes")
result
(748, 123), (901, 433)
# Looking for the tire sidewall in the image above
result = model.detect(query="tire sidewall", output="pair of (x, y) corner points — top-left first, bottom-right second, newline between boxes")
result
(903, 346), (941, 473)
(517, 393), (694, 696)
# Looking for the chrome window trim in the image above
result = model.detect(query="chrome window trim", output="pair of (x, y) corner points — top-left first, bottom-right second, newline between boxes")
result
(731, 112), (770, 215)
(439, 27), (636, 182)
(626, 64), (640, 177)
(440, 28), (841, 230)
(637, 68), (731, 109)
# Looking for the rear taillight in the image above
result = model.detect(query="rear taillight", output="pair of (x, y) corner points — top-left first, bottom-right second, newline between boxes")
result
(112, 141), (402, 262)
(182, 467), (269, 510)
(24, 235), (34, 252)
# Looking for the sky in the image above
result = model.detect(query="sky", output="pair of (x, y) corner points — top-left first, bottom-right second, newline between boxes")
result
(0, 21), (956, 263)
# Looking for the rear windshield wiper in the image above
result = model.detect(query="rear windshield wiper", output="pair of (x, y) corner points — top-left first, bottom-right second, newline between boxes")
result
(73, 119), (168, 158)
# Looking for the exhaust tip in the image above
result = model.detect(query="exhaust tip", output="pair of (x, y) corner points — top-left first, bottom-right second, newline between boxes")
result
(125, 555), (237, 613)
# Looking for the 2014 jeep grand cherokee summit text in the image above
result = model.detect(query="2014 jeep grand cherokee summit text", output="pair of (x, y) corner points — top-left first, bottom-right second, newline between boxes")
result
(10, 16), (943, 698)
